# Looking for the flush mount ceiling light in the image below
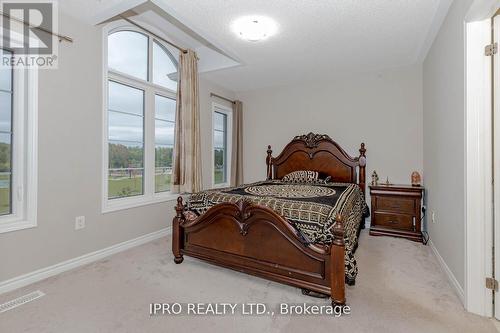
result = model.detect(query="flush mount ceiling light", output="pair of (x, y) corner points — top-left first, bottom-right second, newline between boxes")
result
(232, 16), (277, 42)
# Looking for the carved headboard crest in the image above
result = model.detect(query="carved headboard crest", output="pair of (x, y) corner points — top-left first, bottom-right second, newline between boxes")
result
(293, 132), (331, 149)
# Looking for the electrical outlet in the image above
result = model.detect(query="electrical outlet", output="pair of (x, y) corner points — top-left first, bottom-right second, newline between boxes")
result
(75, 216), (85, 230)
(431, 211), (436, 224)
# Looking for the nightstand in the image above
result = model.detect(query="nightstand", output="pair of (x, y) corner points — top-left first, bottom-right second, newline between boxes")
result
(369, 184), (424, 243)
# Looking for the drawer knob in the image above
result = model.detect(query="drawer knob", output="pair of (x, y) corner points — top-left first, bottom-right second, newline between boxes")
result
(387, 220), (398, 224)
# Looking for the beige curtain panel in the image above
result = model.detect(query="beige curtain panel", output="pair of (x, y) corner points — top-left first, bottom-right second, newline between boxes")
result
(172, 50), (202, 193)
(230, 100), (244, 186)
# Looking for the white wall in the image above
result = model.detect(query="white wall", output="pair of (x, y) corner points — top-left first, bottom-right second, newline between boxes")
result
(0, 12), (235, 282)
(422, 0), (474, 291)
(237, 65), (423, 216)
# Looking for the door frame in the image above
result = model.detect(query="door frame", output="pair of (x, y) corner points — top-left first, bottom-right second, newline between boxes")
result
(493, 12), (500, 320)
(464, 0), (499, 317)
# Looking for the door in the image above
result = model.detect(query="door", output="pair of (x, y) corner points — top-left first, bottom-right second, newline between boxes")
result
(494, 13), (500, 320)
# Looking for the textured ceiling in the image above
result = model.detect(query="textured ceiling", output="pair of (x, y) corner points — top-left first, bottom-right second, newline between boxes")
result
(62, 0), (449, 92)
(156, 0), (447, 92)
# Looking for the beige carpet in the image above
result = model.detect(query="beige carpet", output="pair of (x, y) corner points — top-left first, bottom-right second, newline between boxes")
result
(0, 232), (496, 333)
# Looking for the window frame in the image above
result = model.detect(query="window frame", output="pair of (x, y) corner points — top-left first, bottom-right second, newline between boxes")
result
(211, 102), (233, 189)
(0, 42), (38, 234)
(102, 23), (178, 213)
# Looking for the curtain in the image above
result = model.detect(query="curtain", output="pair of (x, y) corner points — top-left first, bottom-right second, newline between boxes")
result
(172, 50), (202, 193)
(230, 100), (244, 186)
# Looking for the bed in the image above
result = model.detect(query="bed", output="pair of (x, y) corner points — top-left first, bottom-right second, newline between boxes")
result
(172, 133), (367, 306)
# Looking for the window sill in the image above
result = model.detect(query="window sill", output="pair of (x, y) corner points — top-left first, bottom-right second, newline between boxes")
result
(0, 219), (37, 234)
(102, 193), (180, 214)
(212, 183), (230, 189)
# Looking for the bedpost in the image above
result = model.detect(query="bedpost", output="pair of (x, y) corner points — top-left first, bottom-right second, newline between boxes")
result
(172, 196), (185, 264)
(358, 143), (366, 195)
(330, 213), (346, 306)
(266, 145), (273, 180)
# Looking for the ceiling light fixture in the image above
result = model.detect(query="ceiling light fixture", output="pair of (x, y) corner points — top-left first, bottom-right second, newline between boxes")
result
(232, 16), (277, 42)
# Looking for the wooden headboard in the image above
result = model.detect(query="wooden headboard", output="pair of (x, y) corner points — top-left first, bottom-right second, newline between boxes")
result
(266, 133), (367, 194)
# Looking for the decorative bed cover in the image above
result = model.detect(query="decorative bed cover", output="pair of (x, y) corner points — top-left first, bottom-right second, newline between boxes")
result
(186, 180), (368, 282)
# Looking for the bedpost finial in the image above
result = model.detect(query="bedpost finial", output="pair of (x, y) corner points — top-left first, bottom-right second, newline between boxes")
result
(266, 145), (273, 159)
(359, 142), (366, 156)
(332, 213), (344, 246)
(175, 196), (184, 218)
(266, 145), (273, 180)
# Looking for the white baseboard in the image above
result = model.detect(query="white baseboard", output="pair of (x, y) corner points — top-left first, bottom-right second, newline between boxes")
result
(429, 239), (465, 304)
(0, 227), (172, 295)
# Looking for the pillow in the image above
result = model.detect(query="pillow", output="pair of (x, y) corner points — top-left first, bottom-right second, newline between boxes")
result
(282, 170), (319, 183)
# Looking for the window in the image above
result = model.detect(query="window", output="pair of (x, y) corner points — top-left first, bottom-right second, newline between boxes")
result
(155, 95), (175, 193)
(108, 31), (148, 81)
(104, 25), (178, 212)
(0, 48), (38, 233)
(212, 103), (232, 188)
(0, 49), (13, 216)
(107, 81), (144, 199)
(153, 41), (178, 90)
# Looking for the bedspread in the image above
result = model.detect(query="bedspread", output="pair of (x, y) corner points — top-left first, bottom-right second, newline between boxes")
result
(186, 180), (368, 282)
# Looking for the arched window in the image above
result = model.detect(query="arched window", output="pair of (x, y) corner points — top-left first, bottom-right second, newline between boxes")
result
(108, 30), (148, 80)
(153, 41), (178, 91)
(104, 26), (179, 210)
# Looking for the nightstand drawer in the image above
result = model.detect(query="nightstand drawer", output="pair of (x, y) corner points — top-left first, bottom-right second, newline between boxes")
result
(373, 212), (413, 231)
(375, 196), (415, 214)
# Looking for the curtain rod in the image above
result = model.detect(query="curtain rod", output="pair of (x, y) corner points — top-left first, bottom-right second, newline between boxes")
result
(119, 15), (187, 54)
(0, 10), (73, 43)
(210, 92), (236, 104)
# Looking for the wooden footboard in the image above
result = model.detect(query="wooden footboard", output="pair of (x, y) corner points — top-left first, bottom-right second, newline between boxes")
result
(172, 197), (346, 305)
